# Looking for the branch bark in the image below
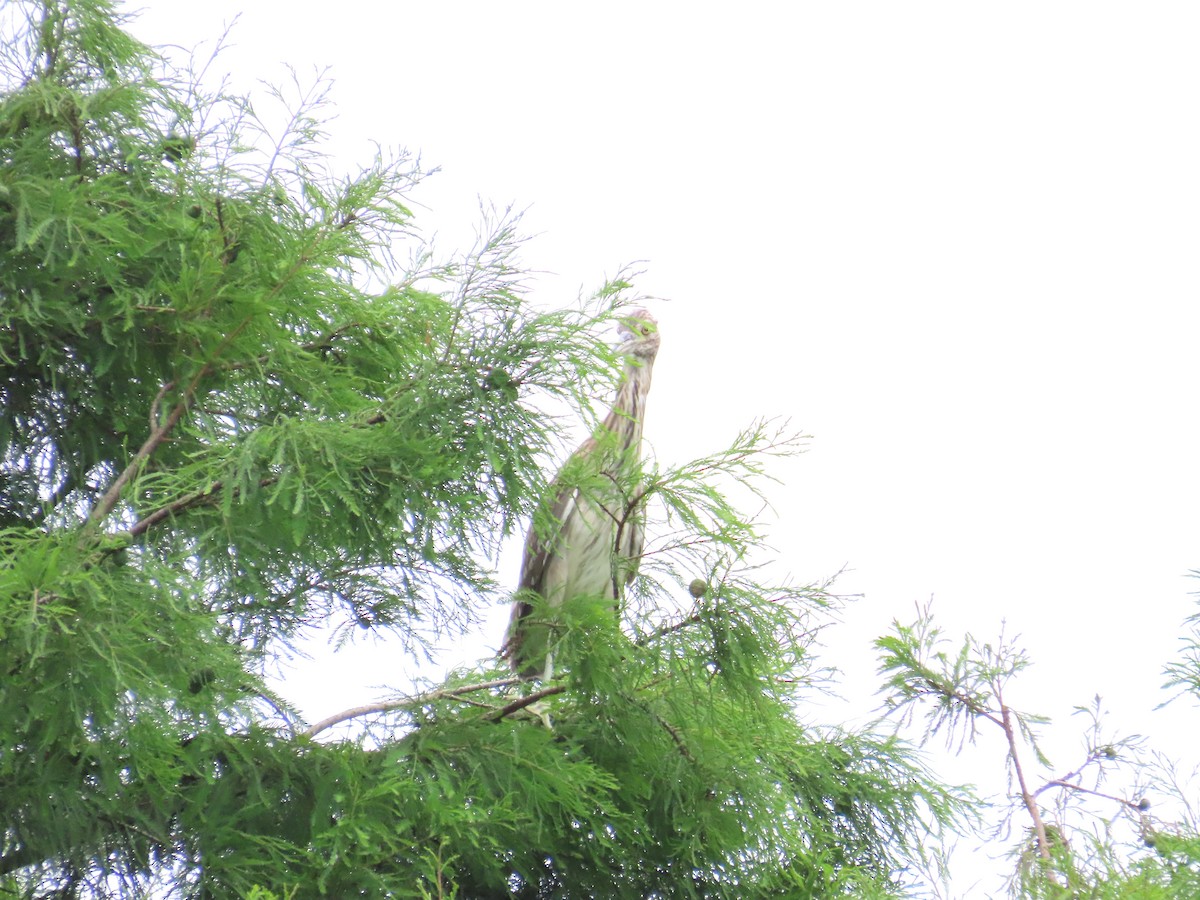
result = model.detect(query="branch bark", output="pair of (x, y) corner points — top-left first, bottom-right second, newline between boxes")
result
(1000, 696), (1055, 872)
(304, 676), (524, 739)
(88, 380), (197, 528)
(128, 475), (278, 538)
(484, 684), (566, 722)
(91, 312), (261, 531)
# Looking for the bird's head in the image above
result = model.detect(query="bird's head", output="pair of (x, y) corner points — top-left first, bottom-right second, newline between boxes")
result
(616, 309), (660, 363)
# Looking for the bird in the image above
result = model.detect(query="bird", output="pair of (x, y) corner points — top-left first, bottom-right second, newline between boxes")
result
(503, 309), (660, 679)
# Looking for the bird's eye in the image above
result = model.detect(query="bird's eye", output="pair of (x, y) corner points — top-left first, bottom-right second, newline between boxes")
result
(621, 318), (655, 339)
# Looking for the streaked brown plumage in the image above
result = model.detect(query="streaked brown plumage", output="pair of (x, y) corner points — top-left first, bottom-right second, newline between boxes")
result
(504, 309), (660, 679)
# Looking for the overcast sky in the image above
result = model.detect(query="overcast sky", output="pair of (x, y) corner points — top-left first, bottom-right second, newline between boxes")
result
(130, 3), (1200, 893)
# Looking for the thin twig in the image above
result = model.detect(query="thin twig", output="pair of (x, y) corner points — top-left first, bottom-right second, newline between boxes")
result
(218, 323), (364, 374)
(625, 692), (692, 760)
(1038, 779), (1142, 810)
(636, 610), (703, 646)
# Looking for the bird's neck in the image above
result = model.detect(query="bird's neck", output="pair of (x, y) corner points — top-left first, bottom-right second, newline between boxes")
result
(602, 361), (653, 448)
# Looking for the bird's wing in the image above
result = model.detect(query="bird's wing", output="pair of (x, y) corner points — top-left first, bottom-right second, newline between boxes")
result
(613, 488), (646, 590)
(504, 477), (582, 675)
(517, 476), (581, 596)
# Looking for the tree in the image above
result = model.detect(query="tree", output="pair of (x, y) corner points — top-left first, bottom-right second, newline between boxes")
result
(0, 2), (962, 897)
(876, 602), (1200, 898)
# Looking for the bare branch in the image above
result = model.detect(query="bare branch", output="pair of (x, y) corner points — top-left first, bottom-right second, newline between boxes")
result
(305, 676), (524, 739)
(88, 381), (197, 528)
(1039, 779), (1143, 811)
(89, 307), (260, 530)
(149, 380), (175, 431)
(999, 691), (1055, 873)
(484, 684), (567, 722)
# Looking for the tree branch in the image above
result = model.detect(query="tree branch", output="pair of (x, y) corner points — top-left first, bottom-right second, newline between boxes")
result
(92, 308), (264, 530)
(88, 381), (197, 528)
(999, 693), (1055, 872)
(1039, 779), (1143, 810)
(485, 684), (566, 722)
(149, 379), (175, 431)
(943, 682), (1004, 730)
(217, 323), (365, 374)
(128, 475), (279, 538)
(304, 676), (524, 738)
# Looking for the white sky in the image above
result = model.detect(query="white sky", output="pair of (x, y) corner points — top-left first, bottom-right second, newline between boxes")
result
(130, 3), (1200, 894)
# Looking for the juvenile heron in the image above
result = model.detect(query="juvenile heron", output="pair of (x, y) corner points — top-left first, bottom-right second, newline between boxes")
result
(504, 309), (660, 679)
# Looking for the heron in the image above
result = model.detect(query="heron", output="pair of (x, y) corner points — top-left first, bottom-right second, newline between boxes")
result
(503, 309), (660, 679)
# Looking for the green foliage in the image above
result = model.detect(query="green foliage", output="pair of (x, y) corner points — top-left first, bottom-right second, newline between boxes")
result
(876, 605), (1050, 760)
(0, 2), (966, 897)
(1163, 570), (1200, 707)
